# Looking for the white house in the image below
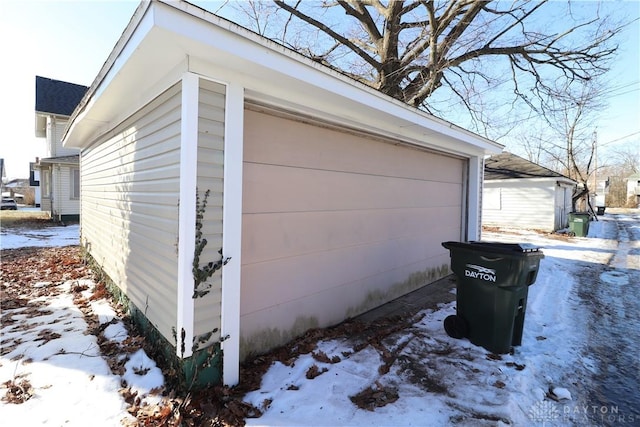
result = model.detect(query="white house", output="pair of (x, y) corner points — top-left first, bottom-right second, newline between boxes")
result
(63, 0), (502, 387)
(34, 76), (87, 221)
(482, 152), (576, 232)
(627, 173), (640, 207)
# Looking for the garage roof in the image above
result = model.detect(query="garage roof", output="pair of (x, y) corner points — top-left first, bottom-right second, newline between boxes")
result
(485, 152), (576, 184)
(64, 0), (503, 158)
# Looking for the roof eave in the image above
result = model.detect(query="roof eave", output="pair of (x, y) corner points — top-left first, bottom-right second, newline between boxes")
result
(64, 0), (503, 157)
(37, 155), (80, 167)
(485, 176), (577, 185)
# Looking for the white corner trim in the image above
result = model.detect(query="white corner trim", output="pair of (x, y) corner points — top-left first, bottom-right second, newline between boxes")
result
(467, 156), (483, 241)
(176, 72), (199, 359)
(220, 81), (244, 386)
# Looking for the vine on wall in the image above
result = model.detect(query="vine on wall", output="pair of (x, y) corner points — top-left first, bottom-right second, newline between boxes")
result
(192, 189), (230, 299)
(176, 188), (231, 389)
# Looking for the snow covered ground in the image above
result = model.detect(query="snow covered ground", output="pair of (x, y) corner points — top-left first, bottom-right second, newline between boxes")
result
(241, 211), (639, 426)
(1, 225), (163, 426)
(1, 210), (638, 426)
(0, 223), (79, 249)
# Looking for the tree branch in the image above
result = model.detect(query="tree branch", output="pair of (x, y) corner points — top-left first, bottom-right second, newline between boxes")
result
(274, 0), (381, 70)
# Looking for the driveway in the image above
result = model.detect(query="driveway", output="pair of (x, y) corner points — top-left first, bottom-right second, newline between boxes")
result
(574, 211), (640, 425)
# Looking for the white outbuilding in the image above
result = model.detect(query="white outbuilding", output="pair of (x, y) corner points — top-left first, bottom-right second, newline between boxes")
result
(63, 0), (502, 386)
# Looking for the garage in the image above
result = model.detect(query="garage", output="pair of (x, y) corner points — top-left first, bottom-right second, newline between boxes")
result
(64, 0), (502, 386)
(240, 107), (466, 358)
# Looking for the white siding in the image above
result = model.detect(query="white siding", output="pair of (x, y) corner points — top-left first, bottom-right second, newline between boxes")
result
(193, 79), (225, 348)
(81, 82), (182, 343)
(52, 165), (79, 216)
(48, 117), (80, 157)
(554, 185), (572, 230)
(482, 180), (556, 231)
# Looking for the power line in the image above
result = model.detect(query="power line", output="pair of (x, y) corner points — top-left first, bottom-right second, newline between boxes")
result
(599, 131), (640, 146)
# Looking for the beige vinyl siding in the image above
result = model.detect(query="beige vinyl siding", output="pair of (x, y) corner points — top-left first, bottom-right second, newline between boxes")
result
(241, 109), (464, 357)
(193, 79), (225, 348)
(483, 180), (555, 231)
(81, 82), (182, 343)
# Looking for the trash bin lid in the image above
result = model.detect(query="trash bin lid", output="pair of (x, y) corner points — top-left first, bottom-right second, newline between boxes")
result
(517, 243), (540, 252)
(442, 241), (542, 254)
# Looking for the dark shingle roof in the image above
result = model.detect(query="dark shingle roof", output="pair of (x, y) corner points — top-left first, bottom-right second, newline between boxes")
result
(35, 76), (88, 116)
(485, 152), (569, 180)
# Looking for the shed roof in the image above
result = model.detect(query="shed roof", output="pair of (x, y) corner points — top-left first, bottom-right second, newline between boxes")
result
(35, 76), (88, 117)
(485, 152), (575, 183)
(63, 0), (502, 158)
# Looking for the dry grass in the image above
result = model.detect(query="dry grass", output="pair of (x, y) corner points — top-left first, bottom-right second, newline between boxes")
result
(0, 210), (53, 229)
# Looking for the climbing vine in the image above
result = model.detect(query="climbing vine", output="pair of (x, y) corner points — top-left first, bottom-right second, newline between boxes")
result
(174, 188), (232, 390)
(192, 189), (230, 299)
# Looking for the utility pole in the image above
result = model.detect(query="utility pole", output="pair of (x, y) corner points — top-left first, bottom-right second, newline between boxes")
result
(594, 130), (598, 204)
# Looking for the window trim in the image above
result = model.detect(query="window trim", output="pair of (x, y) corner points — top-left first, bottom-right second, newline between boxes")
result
(70, 168), (80, 200)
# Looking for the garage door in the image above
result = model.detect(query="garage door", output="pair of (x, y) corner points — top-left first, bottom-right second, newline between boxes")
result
(240, 107), (465, 358)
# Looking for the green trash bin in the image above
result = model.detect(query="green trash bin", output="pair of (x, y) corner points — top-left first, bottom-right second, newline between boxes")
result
(568, 212), (590, 237)
(441, 241), (544, 354)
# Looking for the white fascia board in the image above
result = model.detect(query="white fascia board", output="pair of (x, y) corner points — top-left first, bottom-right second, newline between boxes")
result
(485, 177), (577, 186)
(63, 1), (155, 148)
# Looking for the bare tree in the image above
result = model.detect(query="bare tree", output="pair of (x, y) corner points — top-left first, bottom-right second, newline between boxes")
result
(609, 145), (640, 175)
(532, 79), (607, 212)
(219, 0), (625, 133)
(600, 145), (640, 207)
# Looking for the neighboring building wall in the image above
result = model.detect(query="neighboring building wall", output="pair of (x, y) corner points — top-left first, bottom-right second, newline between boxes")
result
(81, 83), (182, 344)
(483, 180), (556, 231)
(56, 165), (79, 218)
(46, 117), (79, 157)
(38, 164), (79, 220)
(40, 167), (52, 213)
(554, 184), (573, 230)
(628, 176), (640, 206)
(193, 79), (226, 348)
(240, 108), (464, 359)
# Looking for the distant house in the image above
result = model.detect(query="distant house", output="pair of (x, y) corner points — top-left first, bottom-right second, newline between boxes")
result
(482, 153), (576, 232)
(29, 160), (41, 207)
(34, 76), (88, 221)
(627, 173), (640, 207)
(62, 0), (502, 386)
(594, 178), (609, 208)
(3, 179), (35, 204)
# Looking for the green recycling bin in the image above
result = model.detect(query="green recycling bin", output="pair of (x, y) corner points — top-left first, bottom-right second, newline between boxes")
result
(441, 241), (544, 354)
(568, 212), (590, 237)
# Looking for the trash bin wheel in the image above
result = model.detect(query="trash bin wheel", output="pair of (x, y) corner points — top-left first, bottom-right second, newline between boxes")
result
(444, 315), (469, 339)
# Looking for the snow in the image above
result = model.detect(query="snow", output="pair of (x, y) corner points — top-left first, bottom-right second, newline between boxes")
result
(1, 224), (79, 249)
(1, 211), (636, 425)
(1, 231), (163, 425)
(551, 387), (573, 401)
(0, 279), (163, 426)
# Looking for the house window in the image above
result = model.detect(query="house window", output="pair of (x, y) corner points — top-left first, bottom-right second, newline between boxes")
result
(42, 170), (51, 197)
(71, 168), (80, 199)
